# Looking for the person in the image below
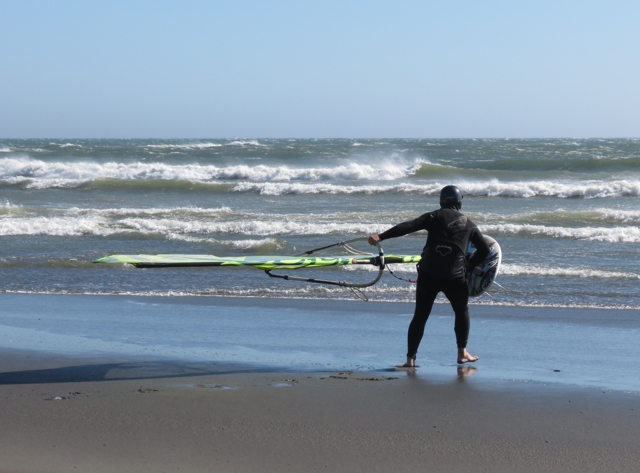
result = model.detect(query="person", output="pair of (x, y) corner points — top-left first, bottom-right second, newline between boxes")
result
(368, 185), (490, 367)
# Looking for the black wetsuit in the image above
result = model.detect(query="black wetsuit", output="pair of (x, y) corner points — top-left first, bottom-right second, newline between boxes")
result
(378, 207), (490, 357)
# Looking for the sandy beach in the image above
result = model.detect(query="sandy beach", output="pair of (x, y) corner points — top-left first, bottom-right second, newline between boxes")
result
(0, 293), (639, 472)
(0, 350), (639, 473)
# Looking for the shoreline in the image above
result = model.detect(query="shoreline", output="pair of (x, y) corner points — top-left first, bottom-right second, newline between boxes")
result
(3, 289), (640, 311)
(1, 292), (639, 391)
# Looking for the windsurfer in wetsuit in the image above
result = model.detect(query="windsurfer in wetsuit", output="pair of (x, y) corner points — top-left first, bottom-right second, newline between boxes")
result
(368, 185), (490, 367)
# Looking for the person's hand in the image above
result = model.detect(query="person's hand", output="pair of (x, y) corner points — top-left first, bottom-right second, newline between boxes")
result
(368, 235), (380, 246)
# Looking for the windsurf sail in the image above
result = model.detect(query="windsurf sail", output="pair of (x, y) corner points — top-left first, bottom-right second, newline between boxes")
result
(93, 253), (421, 270)
(93, 238), (421, 293)
(93, 235), (501, 299)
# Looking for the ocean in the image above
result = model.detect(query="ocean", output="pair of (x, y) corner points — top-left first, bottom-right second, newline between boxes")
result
(1, 138), (639, 309)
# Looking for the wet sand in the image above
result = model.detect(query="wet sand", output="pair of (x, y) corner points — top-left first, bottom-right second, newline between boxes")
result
(2, 293), (640, 471)
(1, 349), (639, 473)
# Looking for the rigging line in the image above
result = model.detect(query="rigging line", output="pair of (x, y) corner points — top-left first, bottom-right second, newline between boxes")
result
(295, 237), (370, 257)
(341, 243), (372, 256)
(349, 286), (369, 302)
(385, 264), (417, 284)
(491, 281), (521, 294)
(266, 241), (385, 291)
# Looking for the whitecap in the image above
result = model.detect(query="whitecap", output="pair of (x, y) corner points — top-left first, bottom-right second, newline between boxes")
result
(481, 223), (640, 243)
(65, 206), (233, 218)
(0, 212), (390, 237)
(0, 216), (115, 237)
(459, 179), (640, 199)
(500, 264), (640, 279)
(0, 200), (19, 209)
(0, 157), (419, 188)
(143, 142), (224, 149)
(228, 140), (267, 147)
(166, 234), (282, 250)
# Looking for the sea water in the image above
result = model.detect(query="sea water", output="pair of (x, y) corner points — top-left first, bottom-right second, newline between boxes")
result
(1, 293), (638, 391)
(1, 138), (638, 309)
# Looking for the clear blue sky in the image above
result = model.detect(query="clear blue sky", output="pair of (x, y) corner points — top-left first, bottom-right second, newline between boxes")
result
(2, 1), (639, 138)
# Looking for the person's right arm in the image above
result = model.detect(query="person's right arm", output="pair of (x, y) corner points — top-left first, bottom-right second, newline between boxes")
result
(368, 212), (434, 245)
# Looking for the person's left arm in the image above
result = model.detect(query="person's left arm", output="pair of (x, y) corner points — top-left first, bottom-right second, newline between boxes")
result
(466, 228), (491, 267)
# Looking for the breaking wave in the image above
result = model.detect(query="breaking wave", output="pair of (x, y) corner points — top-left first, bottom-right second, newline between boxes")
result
(500, 264), (640, 279)
(0, 157), (420, 189)
(2, 156), (640, 199)
(4, 204), (640, 242)
(481, 224), (640, 242)
(0, 214), (390, 238)
(231, 180), (640, 198)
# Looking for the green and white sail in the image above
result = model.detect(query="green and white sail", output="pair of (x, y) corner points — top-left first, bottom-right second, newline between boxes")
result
(93, 253), (421, 270)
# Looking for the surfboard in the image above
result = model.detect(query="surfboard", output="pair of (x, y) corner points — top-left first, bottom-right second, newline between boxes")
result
(466, 235), (501, 297)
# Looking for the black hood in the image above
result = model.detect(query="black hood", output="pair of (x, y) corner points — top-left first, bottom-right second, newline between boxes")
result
(440, 202), (461, 211)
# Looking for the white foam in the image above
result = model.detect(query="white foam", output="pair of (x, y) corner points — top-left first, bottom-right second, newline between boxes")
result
(0, 216), (115, 237)
(3, 157), (640, 197)
(232, 180), (640, 197)
(3, 203), (638, 242)
(167, 234), (282, 250)
(5, 289), (637, 309)
(500, 264), (640, 279)
(481, 224), (640, 243)
(0, 157), (419, 188)
(66, 206), (233, 217)
(474, 208), (640, 226)
(228, 140), (268, 147)
(596, 209), (640, 223)
(144, 140), (268, 149)
(0, 203), (398, 237)
(0, 200), (18, 209)
(144, 142), (224, 149)
(231, 182), (437, 195)
(0, 212), (390, 237)
(460, 179), (640, 199)
(114, 218), (383, 237)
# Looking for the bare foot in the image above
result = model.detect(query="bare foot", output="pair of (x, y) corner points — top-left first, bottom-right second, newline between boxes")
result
(402, 357), (416, 368)
(457, 349), (479, 364)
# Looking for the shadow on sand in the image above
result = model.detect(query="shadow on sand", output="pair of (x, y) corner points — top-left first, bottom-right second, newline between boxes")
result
(0, 361), (273, 385)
